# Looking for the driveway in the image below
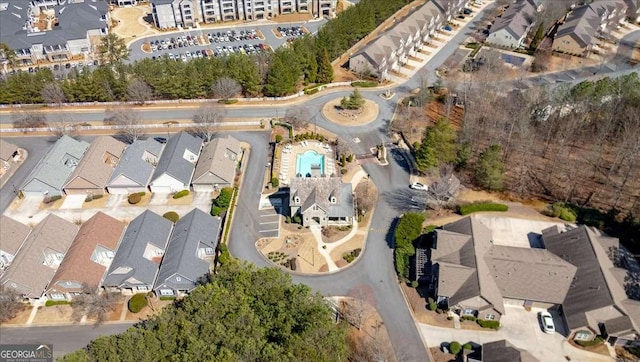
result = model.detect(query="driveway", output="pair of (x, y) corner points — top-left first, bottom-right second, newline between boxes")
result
(60, 195), (86, 210)
(418, 306), (614, 362)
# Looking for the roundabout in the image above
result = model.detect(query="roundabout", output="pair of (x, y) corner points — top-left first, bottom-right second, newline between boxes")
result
(321, 97), (380, 126)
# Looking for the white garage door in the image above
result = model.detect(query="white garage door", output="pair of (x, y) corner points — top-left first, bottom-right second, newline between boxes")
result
(150, 185), (172, 193)
(193, 184), (213, 192)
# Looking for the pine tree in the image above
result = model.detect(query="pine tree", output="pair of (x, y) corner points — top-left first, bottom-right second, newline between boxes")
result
(317, 49), (334, 84)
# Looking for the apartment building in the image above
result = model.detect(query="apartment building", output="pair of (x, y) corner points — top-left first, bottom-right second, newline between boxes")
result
(151, 0), (335, 28)
(0, 0), (109, 66)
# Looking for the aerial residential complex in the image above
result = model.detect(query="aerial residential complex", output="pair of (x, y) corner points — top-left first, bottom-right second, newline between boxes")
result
(151, 0), (336, 29)
(0, 0), (109, 66)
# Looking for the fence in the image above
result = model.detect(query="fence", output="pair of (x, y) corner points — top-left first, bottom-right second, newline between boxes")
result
(0, 121), (261, 133)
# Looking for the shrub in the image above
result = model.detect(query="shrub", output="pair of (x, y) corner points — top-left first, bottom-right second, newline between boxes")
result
(351, 81), (378, 87)
(285, 216), (291, 223)
(211, 206), (223, 217)
(423, 225), (438, 233)
(410, 280), (419, 288)
(45, 300), (70, 307)
(271, 177), (280, 187)
(217, 99), (238, 104)
(137, 191), (146, 196)
(163, 211), (180, 223)
(304, 88), (319, 95)
(128, 294), (148, 313)
(477, 319), (500, 329)
(159, 296), (176, 301)
(293, 215), (302, 224)
(43, 195), (62, 204)
(85, 195), (93, 203)
(172, 190), (189, 199)
(543, 202), (577, 222)
(449, 341), (462, 355)
(214, 187), (233, 209)
(575, 336), (604, 347)
(463, 343), (473, 351)
(427, 297), (437, 311)
(92, 194), (104, 200)
(275, 134), (283, 143)
(458, 202), (509, 215)
(461, 315), (477, 322)
(128, 193), (142, 204)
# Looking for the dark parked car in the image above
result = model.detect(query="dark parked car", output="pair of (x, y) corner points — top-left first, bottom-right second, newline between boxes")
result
(154, 137), (167, 144)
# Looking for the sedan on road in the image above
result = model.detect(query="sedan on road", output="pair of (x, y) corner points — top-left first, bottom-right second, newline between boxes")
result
(410, 182), (429, 191)
(540, 311), (555, 334)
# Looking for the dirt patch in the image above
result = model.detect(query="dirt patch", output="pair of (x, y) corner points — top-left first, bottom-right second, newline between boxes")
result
(272, 28), (283, 39)
(33, 305), (74, 324)
(272, 13), (313, 23)
(110, 5), (158, 44)
(142, 42), (152, 53)
(39, 197), (64, 210)
(568, 339), (611, 356)
(255, 30), (265, 41)
(343, 297), (395, 361)
(167, 193), (194, 206)
(321, 225), (352, 243)
(124, 296), (172, 321)
(329, 234), (364, 264)
(1, 307), (33, 325)
(430, 347), (458, 362)
(402, 284), (454, 328)
(82, 195), (110, 209)
(322, 98), (379, 126)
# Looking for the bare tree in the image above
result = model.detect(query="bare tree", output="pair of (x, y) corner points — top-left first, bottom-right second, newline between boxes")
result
(48, 113), (79, 139)
(284, 107), (310, 130)
(192, 103), (226, 141)
(212, 76), (241, 101)
(40, 83), (66, 106)
(105, 105), (143, 143)
(343, 284), (377, 330)
(428, 164), (460, 210)
(0, 286), (25, 323)
(11, 109), (48, 129)
(354, 179), (377, 216)
(335, 137), (353, 159)
(126, 78), (154, 105)
(71, 284), (121, 325)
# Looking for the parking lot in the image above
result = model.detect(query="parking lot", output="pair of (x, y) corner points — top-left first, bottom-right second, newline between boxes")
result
(257, 208), (280, 238)
(128, 19), (327, 62)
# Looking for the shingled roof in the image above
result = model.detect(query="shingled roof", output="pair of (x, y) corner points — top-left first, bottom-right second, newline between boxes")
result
(192, 135), (241, 186)
(151, 131), (202, 186)
(0, 139), (18, 162)
(0, 216), (31, 261)
(490, 0), (537, 40)
(108, 138), (164, 188)
(289, 176), (354, 218)
(47, 212), (125, 294)
(63, 136), (126, 192)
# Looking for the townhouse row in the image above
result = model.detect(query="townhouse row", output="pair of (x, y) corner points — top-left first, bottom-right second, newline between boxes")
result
(348, 0), (468, 81)
(0, 208), (222, 302)
(19, 132), (242, 197)
(150, 0), (337, 29)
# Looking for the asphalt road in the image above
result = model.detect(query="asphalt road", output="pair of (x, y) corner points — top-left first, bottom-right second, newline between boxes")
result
(128, 19), (327, 61)
(0, 323), (135, 359)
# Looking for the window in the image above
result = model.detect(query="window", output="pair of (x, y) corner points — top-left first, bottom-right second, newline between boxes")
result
(176, 276), (182, 282)
(160, 289), (174, 296)
(49, 293), (65, 300)
(575, 331), (591, 341)
(136, 286), (148, 291)
(484, 313), (495, 320)
(462, 309), (476, 316)
(205, 247), (215, 255)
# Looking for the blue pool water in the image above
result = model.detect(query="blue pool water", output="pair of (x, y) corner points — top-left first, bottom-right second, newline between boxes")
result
(296, 150), (325, 177)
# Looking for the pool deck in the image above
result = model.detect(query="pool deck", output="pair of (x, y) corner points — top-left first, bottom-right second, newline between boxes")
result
(278, 141), (336, 185)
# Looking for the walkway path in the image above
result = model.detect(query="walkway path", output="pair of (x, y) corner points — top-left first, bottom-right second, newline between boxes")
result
(309, 217), (360, 272)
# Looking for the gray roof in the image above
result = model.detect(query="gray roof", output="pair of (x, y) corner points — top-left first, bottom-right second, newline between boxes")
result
(21, 135), (90, 194)
(102, 210), (173, 288)
(542, 226), (616, 330)
(490, 0), (537, 40)
(486, 245), (577, 304)
(108, 138), (164, 187)
(554, 4), (601, 48)
(0, 0), (108, 51)
(0, 215), (31, 257)
(154, 209), (222, 292)
(290, 176), (354, 218)
(192, 135), (241, 186)
(482, 340), (539, 362)
(0, 214), (78, 298)
(0, 138), (18, 162)
(151, 131), (202, 186)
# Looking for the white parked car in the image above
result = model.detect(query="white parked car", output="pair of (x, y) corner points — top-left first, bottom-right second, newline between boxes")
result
(410, 182), (429, 191)
(540, 311), (555, 334)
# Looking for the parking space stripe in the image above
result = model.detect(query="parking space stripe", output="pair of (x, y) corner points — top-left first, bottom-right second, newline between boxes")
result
(259, 229), (279, 233)
(259, 221), (279, 225)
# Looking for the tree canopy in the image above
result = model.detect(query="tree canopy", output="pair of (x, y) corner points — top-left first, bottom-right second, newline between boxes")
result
(394, 212), (425, 280)
(414, 118), (458, 172)
(61, 263), (348, 362)
(474, 144), (505, 191)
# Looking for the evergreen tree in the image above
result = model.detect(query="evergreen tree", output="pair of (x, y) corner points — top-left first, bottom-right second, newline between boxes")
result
(97, 33), (129, 65)
(317, 49), (334, 84)
(414, 118), (458, 172)
(264, 49), (301, 96)
(474, 144), (505, 191)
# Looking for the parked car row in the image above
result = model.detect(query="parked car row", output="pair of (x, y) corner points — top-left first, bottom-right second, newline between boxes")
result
(148, 29), (259, 53)
(277, 26), (305, 41)
(151, 43), (269, 62)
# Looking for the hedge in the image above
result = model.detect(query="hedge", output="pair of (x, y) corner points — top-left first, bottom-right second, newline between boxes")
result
(163, 211), (180, 223)
(44, 195), (62, 204)
(45, 300), (70, 306)
(218, 99), (238, 104)
(128, 193), (142, 204)
(477, 319), (500, 329)
(172, 190), (190, 199)
(128, 294), (148, 313)
(458, 202), (509, 215)
(543, 202), (577, 222)
(351, 81), (378, 87)
(575, 336), (604, 347)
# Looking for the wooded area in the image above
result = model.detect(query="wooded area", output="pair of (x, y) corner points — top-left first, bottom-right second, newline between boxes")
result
(60, 263), (348, 361)
(0, 0), (412, 104)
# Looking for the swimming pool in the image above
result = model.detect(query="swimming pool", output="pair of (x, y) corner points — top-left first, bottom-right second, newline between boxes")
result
(296, 150), (325, 177)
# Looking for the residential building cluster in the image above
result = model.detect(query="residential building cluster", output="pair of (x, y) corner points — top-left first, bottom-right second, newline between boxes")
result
(150, 0), (336, 29)
(349, 0), (467, 81)
(0, 0), (109, 67)
(416, 216), (640, 346)
(20, 132), (242, 197)
(0, 208), (222, 301)
(486, 0), (537, 49)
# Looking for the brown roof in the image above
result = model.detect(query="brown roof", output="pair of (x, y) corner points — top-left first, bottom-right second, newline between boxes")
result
(0, 214), (78, 298)
(47, 212), (125, 294)
(486, 245), (577, 304)
(63, 136), (126, 191)
(482, 340), (539, 362)
(192, 135), (241, 185)
(0, 139), (18, 162)
(0, 215), (31, 257)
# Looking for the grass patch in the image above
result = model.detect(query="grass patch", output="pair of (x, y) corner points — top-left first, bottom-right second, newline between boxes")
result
(218, 99), (238, 104)
(45, 300), (70, 307)
(457, 201), (509, 215)
(159, 296), (176, 301)
(351, 81), (378, 88)
(575, 336), (604, 347)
